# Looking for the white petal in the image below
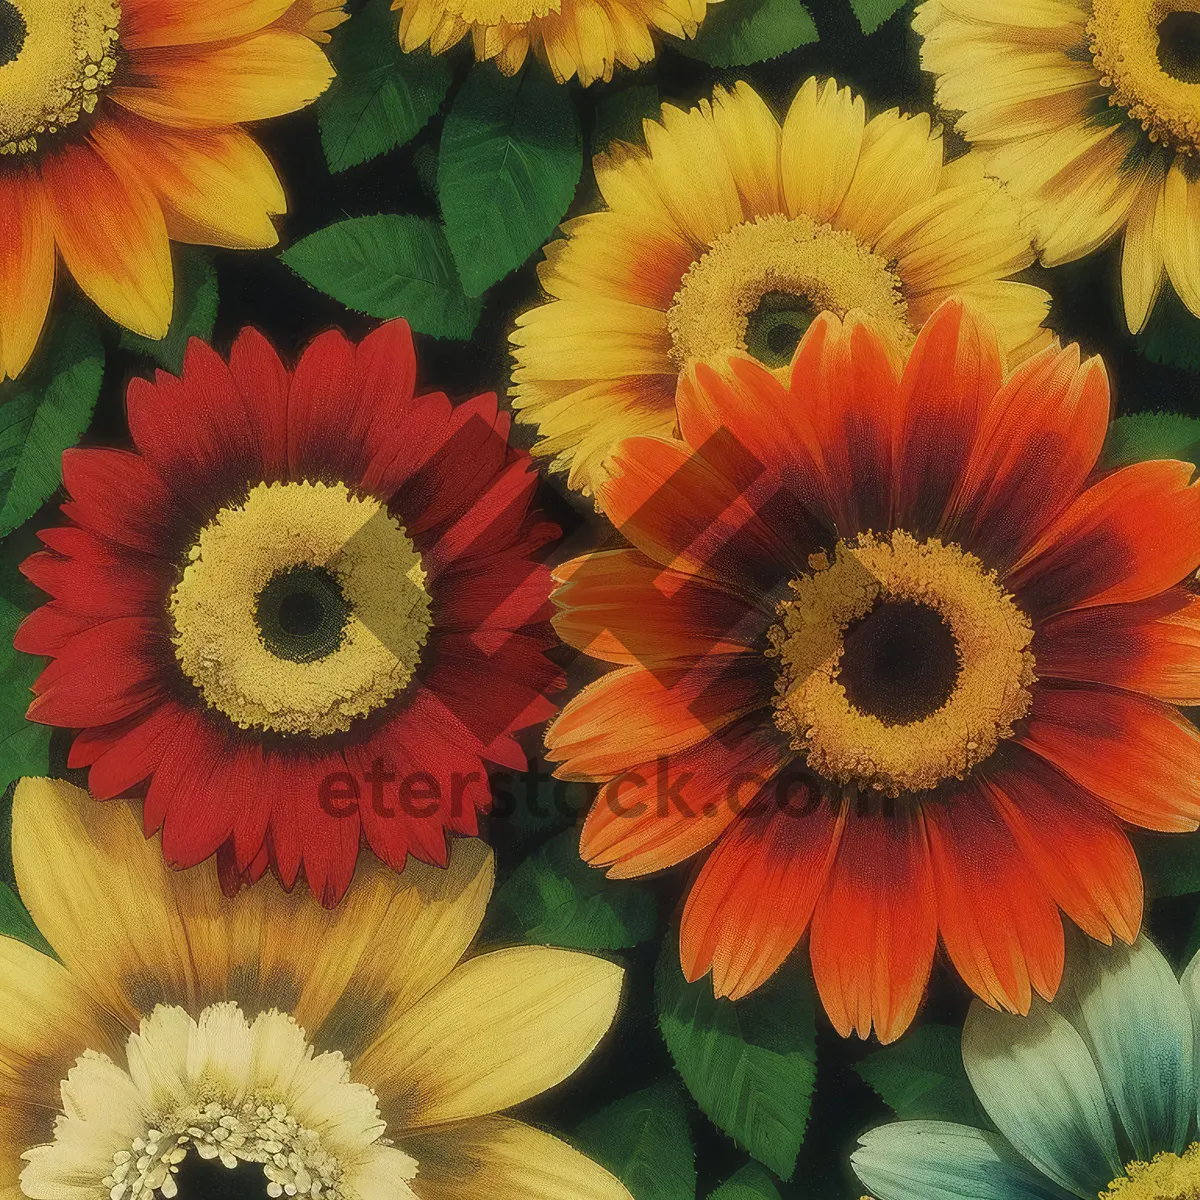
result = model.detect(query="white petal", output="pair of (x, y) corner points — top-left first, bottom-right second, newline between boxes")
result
(126, 1006), (194, 1112)
(963, 998), (1121, 1196)
(188, 1002), (253, 1100)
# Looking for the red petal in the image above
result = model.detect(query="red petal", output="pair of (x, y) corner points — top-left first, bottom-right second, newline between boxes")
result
(1036, 588), (1200, 704)
(809, 805), (938, 1043)
(949, 345), (1110, 569)
(88, 699), (189, 799)
(926, 779), (1064, 1014)
(681, 783), (843, 1001)
(1020, 681), (1200, 832)
(60, 448), (174, 556)
(227, 327), (289, 482)
(1007, 460), (1200, 619)
(893, 298), (1005, 537)
(286, 327), (362, 483)
(983, 744), (1142, 944)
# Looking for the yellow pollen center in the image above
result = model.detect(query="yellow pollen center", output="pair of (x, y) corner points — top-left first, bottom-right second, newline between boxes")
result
(769, 531), (1036, 796)
(0, 0), (120, 157)
(1089, 0), (1200, 153)
(169, 481), (433, 738)
(666, 214), (911, 372)
(1102, 1144), (1200, 1199)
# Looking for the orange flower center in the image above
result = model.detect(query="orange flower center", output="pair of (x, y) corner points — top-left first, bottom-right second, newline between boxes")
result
(769, 531), (1036, 796)
(1089, 0), (1200, 154)
(0, 0), (119, 156)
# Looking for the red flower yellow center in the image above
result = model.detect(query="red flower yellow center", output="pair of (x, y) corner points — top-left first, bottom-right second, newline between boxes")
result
(769, 530), (1036, 796)
(0, 0), (119, 156)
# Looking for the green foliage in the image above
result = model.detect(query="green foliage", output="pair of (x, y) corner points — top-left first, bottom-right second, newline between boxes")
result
(1136, 285), (1200, 371)
(438, 63), (582, 296)
(1137, 831), (1200, 899)
(0, 309), (103, 538)
(319, 0), (452, 172)
(656, 940), (817, 1181)
(487, 827), (657, 950)
(594, 85), (661, 148)
(120, 251), (218, 373)
(0, 524), (52, 797)
(675, 0), (818, 67)
(709, 1163), (782, 1199)
(849, 0), (909, 35)
(283, 214), (483, 338)
(856, 1024), (988, 1125)
(1100, 411), (1200, 472)
(575, 1082), (697, 1200)
(0, 880), (52, 956)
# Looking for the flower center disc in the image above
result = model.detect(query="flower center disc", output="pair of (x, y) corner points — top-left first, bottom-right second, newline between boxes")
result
(1089, 0), (1200, 153)
(770, 531), (1036, 796)
(1102, 1144), (1200, 1199)
(666, 214), (911, 372)
(169, 481), (433, 738)
(0, 0), (120, 157)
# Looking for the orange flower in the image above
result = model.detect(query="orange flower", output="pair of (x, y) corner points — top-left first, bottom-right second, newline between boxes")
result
(547, 298), (1200, 1043)
(0, 0), (345, 380)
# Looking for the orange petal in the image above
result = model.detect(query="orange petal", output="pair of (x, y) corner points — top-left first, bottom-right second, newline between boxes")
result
(545, 659), (768, 780)
(680, 785), (844, 1001)
(809, 805), (938, 1043)
(580, 725), (789, 879)
(949, 343), (1111, 570)
(982, 744), (1142, 945)
(926, 779), (1064, 1014)
(552, 548), (763, 666)
(112, 30), (334, 128)
(1006, 460), (1200, 619)
(120, 0), (293, 48)
(95, 114), (284, 250)
(892, 298), (1005, 537)
(1036, 588), (1200, 705)
(41, 136), (172, 339)
(1019, 682), (1200, 833)
(0, 166), (55, 380)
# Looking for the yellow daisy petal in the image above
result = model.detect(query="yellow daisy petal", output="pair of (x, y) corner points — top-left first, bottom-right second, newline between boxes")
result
(358, 946), (623, 1127)
(781, 76), (866, 224)
(1122, 173), (1168, 334)
(402, 1115), (634, 1200)
(1163, 158), (1200, 318)
(710, 81), (784, 216)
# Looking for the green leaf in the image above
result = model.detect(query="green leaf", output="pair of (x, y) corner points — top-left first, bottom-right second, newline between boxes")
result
(675, 0), (818, 67)
(283, 214), (482, 338)
(655, 940), (816, 1180)
(0, 525), (52, 796)
(849, 0), (909, 35)
(574, 1083), (697, 1200)
(855, 1024), (988, 1125)
(487, 827), (657, 950)
(594, 84), (660, 149)
(0, 308), (103, 538)
(120, 251), (218, 373)
(709, 1163), (781, 1200)
(439, 63), (582, 296)
(319, 0), (452, 172)
(0, 880), (52, 956)
(1100, 412), (1200, 472)
(1136, 285), (1200, 371)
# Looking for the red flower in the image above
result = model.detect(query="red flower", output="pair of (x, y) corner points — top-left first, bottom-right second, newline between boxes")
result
(18, 321), (562, 906)
(547, 299), (1200, 1042)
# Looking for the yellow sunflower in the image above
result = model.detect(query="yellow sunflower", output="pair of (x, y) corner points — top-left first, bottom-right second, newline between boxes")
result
(4, 777), (631, 1200)
(510, 78), (1053, 495)
(393, 0), (714, 85)
(916, 0), (1200, 334)
(0, 0), (346, 381)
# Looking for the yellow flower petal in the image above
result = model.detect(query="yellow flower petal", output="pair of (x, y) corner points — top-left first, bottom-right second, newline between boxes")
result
(12, 777), (493, 1045)
(120, 0), (294, 49)
(403, 1115), (633, 1200)
(112, 29), (335, 128)
(1163, 159), (1200, 320)
(1122, 174), (1168, 334)
(0, 167), (55, 381)
(511, 299), (674, 380)
(781, 76), (865, 223)
(836, 108), (943, 247)
(710, 81), (783, 216)
(358, 946), (623, 1128)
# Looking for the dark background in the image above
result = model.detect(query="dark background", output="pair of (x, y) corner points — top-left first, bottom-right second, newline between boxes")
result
(65, 0), (1200, 1194)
